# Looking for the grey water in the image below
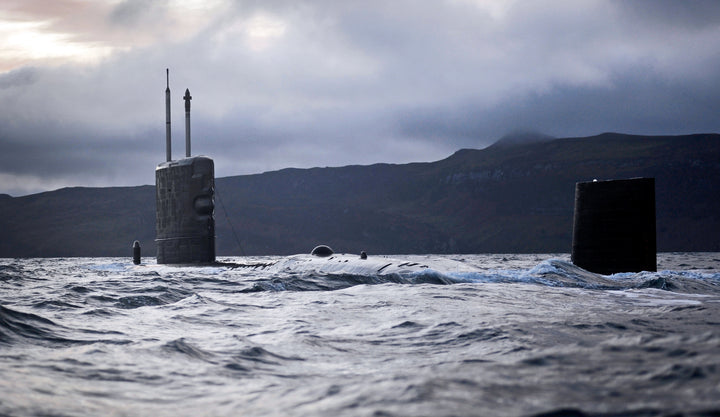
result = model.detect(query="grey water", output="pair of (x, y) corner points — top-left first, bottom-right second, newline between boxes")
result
(1, 253), (720, 417)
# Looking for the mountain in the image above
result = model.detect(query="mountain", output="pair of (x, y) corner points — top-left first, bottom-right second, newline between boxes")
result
(1, 133), (718, 257)
(488, 131), (555, 148)
(0, 186), (156, 257)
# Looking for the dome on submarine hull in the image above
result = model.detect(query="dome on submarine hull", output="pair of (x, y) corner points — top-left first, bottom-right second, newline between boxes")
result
(311, 245), (334, 257)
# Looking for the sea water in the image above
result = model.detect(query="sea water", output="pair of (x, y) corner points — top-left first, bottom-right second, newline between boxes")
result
(1, 253), (719, 416)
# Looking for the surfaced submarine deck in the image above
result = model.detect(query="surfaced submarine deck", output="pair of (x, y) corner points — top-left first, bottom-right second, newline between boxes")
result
(226, 246), (484, 281)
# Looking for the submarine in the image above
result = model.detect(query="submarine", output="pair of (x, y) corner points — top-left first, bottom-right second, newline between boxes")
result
(151, 70), (443, 276)
(235, 245), (484, 281)
(139, 70), (656, 276)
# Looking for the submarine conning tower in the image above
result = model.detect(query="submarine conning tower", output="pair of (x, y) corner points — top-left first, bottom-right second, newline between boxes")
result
(572, 177), (656, 275)
(156, 69), (216, 264)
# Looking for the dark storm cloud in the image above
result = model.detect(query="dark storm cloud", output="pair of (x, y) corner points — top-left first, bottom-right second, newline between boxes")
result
(615, 0), (720, 28)
(108, 0), (169, 27)
(395, 62), (720, 143)
(0, 67), (38, 89)
(1, 0), (719, 195)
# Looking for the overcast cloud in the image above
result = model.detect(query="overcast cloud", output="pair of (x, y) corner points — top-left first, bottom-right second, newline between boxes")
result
(1, 0), (719, 196)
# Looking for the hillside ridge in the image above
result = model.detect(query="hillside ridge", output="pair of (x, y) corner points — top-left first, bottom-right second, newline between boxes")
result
(1, 133), (718, 257)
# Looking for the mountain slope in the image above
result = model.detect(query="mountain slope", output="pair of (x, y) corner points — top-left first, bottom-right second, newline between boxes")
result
(1, 133), (718, 257)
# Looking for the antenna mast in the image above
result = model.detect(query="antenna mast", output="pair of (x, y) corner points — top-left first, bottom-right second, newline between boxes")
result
(165, 69), (172, 162)
(184, 88), (192, 158)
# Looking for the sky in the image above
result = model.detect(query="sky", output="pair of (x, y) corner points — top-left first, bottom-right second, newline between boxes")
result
(1, 0), (719, 196)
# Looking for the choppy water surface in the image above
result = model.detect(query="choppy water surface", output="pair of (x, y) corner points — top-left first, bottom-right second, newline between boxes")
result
(1, 253), (720, 416)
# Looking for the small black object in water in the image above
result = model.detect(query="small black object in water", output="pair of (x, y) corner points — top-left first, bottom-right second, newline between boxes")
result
(133, 241), (141, 265)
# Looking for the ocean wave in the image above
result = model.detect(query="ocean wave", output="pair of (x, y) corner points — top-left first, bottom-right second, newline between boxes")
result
(221, 257), (720, 295)
(163, 338), (217, 363)
(44, 255), (720, 295)
(0, 304), (88, 346)
(446, 259), (720, 294)
(115, 286), (195, 309)
(2, 255), (720, 417)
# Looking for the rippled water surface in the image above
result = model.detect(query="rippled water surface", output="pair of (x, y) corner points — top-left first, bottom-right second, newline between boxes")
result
(1, 253), (720, 416)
